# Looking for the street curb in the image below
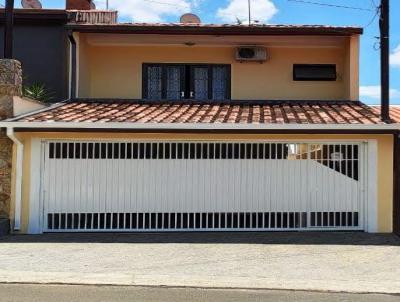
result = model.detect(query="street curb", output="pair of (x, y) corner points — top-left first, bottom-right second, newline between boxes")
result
(0, 270), (400, 296)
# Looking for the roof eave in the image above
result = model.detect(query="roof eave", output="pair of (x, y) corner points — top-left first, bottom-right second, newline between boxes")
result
(66, 24), (363, 36)
(0, 121), (396, 132)
(0, 9), (68, 25)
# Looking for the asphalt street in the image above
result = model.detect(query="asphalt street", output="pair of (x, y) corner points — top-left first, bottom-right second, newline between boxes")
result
(0, 284), (399, 302)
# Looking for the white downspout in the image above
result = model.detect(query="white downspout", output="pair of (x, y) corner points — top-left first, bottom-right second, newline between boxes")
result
(6, 127), (23, 231)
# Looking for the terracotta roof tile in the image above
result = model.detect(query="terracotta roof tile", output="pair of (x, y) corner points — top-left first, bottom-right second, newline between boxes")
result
(15, 100), (384, 125)
(371, 106), (400, 123)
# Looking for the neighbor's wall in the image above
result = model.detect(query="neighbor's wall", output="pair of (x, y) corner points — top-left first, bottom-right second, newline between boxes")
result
(13, 96), (46, 116)
(77, 38), (352, 100)
(0, 24), (69, 101)
(13, 132), (393, 234)
(0, 136), (12, 219)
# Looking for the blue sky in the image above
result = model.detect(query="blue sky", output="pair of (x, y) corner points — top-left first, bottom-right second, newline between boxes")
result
(4, 0), (400, 104)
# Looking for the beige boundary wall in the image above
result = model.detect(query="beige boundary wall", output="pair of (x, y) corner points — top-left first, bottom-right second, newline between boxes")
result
(9, 132), (393, 234)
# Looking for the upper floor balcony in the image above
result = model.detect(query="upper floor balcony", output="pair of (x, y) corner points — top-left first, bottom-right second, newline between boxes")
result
(70, 22), (362, 102)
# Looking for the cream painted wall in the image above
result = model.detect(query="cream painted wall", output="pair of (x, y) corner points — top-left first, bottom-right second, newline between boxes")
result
(77, 37), (353, 100)
(11, 132), (393, 234)
(77, 33), (91, 98)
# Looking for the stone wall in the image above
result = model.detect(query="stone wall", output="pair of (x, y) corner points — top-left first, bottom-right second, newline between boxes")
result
(0, 60), (21, 120)
(0, 134), (12, 218)
(0, 59), (22, 220)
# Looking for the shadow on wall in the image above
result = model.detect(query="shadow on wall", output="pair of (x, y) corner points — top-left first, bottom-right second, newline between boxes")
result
(0, 232), (399, 246)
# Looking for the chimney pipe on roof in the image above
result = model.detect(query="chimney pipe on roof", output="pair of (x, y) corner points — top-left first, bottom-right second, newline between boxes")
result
(66, 0), (91, 10)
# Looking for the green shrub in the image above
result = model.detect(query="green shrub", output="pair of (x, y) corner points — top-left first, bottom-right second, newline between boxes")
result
(23, 83), (55, 103)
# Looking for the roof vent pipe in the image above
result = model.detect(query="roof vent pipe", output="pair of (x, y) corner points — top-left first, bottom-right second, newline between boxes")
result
(66, 0), (91, 10)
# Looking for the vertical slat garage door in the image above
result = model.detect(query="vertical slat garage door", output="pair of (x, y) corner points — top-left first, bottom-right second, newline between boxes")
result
(41, 141), (365, 232)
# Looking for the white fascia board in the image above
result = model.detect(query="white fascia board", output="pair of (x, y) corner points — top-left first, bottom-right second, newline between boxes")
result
(0, 121), (398, 131)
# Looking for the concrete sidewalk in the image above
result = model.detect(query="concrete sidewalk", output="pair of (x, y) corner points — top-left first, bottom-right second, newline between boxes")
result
(0, 232), (399, 294)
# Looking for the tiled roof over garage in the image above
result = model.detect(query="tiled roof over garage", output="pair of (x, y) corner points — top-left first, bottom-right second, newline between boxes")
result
(371, 105), (400, 123)
(15, 100), (383, 125)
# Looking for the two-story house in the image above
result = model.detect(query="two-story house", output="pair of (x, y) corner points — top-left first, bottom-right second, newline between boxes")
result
(0, 4), (397, 234)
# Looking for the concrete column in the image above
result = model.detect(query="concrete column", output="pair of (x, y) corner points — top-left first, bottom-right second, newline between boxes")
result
(0, 59), (22, 234)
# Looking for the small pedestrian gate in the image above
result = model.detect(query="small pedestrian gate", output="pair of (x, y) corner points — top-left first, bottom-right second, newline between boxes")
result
(41, 141), (365, 232)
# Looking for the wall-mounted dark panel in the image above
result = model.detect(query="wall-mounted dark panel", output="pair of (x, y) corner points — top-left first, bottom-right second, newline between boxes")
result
(293, 64), (337, 81)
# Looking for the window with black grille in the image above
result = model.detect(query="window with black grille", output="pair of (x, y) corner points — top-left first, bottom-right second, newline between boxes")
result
(142, 63), (231, 101)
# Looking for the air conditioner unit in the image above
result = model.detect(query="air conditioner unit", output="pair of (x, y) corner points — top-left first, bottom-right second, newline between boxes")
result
(235, 46), (268, 62)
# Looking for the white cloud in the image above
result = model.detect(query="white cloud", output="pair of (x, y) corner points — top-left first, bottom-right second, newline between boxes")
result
(360, 85), (400, 99)
(391, 45), (400, 68)
(94, 0), (193, 23)
(217, 0), (278, 24)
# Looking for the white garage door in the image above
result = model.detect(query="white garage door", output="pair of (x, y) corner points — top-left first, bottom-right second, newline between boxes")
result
(41, 141), (365, 232)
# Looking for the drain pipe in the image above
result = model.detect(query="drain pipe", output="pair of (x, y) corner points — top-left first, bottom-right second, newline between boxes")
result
(6, 127), (23, 231)
(68, 31), (77, 100)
